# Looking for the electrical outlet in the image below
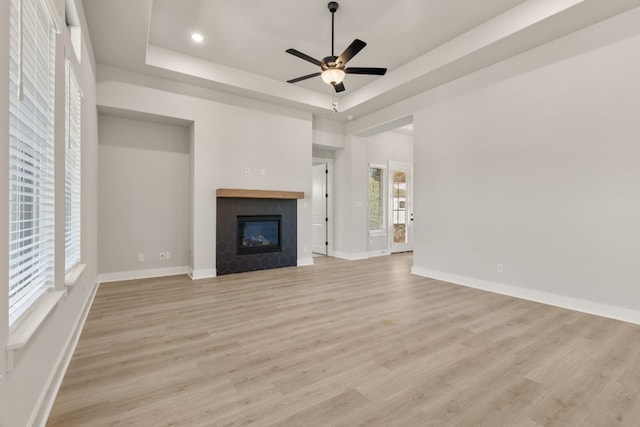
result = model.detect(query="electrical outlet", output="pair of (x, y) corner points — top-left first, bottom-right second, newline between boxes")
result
(138, 253), (144, 262)
(160, 252), (165, 260)
(165, 251), (171, 260)
(244, 167), (250, 174)
(496, 263), (504, 273)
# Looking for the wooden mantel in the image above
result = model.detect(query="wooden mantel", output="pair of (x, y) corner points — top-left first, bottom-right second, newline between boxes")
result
(216, 188), (304, 200)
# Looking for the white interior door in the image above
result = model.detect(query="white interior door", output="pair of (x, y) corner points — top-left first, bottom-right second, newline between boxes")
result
(312, 163), (327, 255)
(389, 161), (413, 253)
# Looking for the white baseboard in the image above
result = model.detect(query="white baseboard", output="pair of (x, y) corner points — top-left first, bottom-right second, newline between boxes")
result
(333, 251), (369, 261)
(411, 266), (640, 326)
(297, 258), (314, 267)
(189, 268), (217, 280)
(31, 281), (99, 427)
(368, 250), (390, 258)
(99, 266), (191, 283)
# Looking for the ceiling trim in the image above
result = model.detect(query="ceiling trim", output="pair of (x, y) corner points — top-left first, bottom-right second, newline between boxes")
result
(143, 0), (589, 115)
(339, 0), (586, 112)
(146, 44), (334, 111)
(85, 0), (640, 121)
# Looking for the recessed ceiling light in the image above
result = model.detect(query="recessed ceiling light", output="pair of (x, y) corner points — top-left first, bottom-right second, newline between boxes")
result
(191, 33), (204, 43)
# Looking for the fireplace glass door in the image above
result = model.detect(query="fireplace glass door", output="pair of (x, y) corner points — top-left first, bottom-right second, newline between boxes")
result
(237, 215), (282, 255)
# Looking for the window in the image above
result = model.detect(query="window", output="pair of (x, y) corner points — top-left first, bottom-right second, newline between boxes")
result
(368, 166), (385, 233)
(65, 58), (81, 271)
(8, 0), (57, 324)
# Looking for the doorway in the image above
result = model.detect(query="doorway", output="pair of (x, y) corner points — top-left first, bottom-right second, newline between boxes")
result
(355, 115), (414, 257)
(312, 162), (329, 255)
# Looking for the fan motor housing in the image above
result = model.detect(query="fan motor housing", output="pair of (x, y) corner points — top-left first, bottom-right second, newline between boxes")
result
(322, 56), (342, 70)
(328, 2), (339, 13)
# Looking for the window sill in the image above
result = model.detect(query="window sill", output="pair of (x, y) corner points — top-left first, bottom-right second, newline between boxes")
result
(65, 263), (86, 287)
(369, 230), (387, 237)
(6, 289), (66, 372)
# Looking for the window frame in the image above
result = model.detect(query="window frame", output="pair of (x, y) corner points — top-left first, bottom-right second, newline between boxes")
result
(64, 57), (82, 272)
(8, 0), (59, 326)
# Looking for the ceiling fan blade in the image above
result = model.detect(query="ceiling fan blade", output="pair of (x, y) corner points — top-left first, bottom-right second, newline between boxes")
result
(333, 82), (345, 93)
(345, 67), (387, 75)
(336, 39), (366, 66)
(286, 49), (324, 67)
(287, 72), (321, 84)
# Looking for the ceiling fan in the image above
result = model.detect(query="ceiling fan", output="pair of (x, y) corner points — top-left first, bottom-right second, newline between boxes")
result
(286, 1), (387, 93)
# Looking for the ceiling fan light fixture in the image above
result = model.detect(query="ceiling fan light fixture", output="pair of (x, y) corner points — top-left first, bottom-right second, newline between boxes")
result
(321, 68), (345, 85)
(285, 2), (386, 93)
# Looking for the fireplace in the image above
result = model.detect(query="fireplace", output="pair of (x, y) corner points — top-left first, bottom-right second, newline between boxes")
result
(216, 189), (302, 276)
(237, 215), (281, 255)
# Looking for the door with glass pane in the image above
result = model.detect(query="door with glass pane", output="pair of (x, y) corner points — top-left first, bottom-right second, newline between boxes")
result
(389, 161), (413, 253)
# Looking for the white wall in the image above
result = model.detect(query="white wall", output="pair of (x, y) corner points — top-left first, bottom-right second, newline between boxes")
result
(0, 0), (100, 425)
(367, 130), (414, 166)
(312, 148), (335, 159)
(412, 15), (640, 321)
(312, 117), (345, 151)
(333, 135), (369, 259)
(98, 115), (191, 279)
(96, 77), (314, 277)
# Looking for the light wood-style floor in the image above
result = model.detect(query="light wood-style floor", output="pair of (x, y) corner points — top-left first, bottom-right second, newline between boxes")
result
(48, 254), (640, 426)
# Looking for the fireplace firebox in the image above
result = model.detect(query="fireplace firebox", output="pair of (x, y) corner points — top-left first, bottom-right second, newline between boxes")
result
(237, 215), (281, 255)
(216, 195), (298, 275)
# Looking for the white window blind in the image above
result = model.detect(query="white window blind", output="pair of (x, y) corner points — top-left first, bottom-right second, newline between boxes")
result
(65, 58), (81, 271)
(8, 0), (57, 324)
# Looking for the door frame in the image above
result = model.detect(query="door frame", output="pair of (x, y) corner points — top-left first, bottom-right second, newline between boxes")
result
(312, 157), (334, 257)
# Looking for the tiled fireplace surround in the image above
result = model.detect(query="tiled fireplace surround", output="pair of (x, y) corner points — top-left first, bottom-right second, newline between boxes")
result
(216, 189), (303, 275)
